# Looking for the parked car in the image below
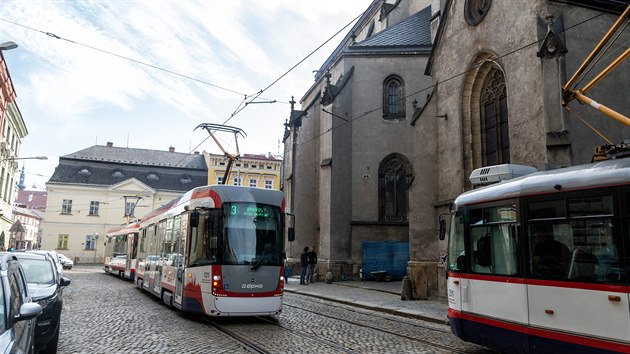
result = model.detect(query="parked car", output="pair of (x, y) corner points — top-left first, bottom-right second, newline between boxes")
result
(28, 250), (64, 276)
(0, 253), (42, 353)
(12, 252), (70, 354)
(57, 254), (74, 270)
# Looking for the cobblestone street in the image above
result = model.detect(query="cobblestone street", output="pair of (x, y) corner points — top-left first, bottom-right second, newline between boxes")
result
(58, 266), (494, 353)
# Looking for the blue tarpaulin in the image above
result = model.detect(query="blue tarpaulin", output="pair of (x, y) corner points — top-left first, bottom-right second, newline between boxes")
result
(361, 241), (409, 280)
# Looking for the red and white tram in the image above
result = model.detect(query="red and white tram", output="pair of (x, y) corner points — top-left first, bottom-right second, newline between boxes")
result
(104, 222), (140, 280)
(134, 184), (291, 317)
(447, 159), (630, 353)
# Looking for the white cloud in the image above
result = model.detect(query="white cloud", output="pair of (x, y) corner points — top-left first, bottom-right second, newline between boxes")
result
(1, 0), (373, 188)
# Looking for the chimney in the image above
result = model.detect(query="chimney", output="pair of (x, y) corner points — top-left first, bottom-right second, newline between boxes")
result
(107, 142), (113, 147)
(169, 146), (175, 152)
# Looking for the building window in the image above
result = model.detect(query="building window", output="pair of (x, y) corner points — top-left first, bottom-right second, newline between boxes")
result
(249, 179), (257, 188)
(379, 154), (412, 222)
(125, 201), (136, 217)
(85, 234), (96, 250)
(251, 165), (257, 169)
(216, 176), (223, 185)
(383, 75), (406, 119)
(266, 165), (273, 170)
(61, 199), (72, 214)
(89, 201), (99, 216)
(57, 234), (69, 249)
(147, 173), (159, 180)
(78, 168), (91, 175)
(112, 170), (124, 178)
(219, 162), (225, 166)
(465, 0), (492, 26)
(233, 177), (242, 186)
(265, 180), (273, 189)
(481, 69), (509, 166)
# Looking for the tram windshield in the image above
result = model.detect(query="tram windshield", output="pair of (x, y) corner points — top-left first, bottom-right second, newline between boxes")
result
(188, 202), (284, 267)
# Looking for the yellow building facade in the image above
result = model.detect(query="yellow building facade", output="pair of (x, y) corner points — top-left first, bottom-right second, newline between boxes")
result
(205, 153), (282, 190)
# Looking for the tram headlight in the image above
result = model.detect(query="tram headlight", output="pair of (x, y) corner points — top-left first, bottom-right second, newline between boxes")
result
(212, 275), (221, 281)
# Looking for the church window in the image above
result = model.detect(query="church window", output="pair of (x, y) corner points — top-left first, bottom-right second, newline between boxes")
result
(383, 75), (406, 119)
(481, 69), (509, 165)
(379, 154), (412, 222)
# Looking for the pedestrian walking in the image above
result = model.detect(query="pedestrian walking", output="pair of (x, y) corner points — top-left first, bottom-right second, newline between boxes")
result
(306, 247), (317, 284)
(300, 246), (309, 285)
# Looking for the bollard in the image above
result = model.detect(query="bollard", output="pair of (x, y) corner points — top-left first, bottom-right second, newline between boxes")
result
(325, 271), (334, 284)
(401, 275), (413, 300)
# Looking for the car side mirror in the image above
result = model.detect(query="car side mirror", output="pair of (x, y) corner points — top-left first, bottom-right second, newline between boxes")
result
(15, 303), (42, 322)
(60, 277), (71, 287)
(288, 228), (295, 242)
(439, 219), (447, 241)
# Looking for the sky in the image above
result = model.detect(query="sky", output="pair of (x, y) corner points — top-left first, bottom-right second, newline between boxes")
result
(0, 0), (373, 190)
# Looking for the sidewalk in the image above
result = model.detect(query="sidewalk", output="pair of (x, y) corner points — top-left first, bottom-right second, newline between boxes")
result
(283, 276), (449, 325)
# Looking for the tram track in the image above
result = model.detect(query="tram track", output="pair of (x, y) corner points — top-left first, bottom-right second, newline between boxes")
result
(204, 316), (357, 354)
(282, 303), (472, 354)
(289, 294), (452, 334)
(204, 319), (275, 354)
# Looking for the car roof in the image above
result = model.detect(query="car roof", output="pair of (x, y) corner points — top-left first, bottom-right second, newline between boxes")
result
(9, 252), (48, 261)
(0, 253), (20, 271)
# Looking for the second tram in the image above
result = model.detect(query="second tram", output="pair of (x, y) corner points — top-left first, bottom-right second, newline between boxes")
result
(446, 159), (630, 353)
(103, 222), (140, 280)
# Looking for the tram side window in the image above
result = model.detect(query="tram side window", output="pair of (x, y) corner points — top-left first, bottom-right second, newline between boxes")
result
(448, 214), (465, 272)
(467, 204), (518, 275)
(470, 225), (518, 275)
(528, 195), (621, 283)
(530, 224), (572, 280)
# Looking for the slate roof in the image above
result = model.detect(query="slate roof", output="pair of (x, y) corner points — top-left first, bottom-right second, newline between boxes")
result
(15, 190), (48, 212)
(351, 6), (432, 49)
(48, 145), (208, 192)
(61, 145), (206, 169)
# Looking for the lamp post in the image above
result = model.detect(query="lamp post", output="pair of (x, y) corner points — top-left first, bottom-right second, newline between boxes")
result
(2, 156), (47, 162)
(93, 232), (99, 264)
(0, 42), (17, 51)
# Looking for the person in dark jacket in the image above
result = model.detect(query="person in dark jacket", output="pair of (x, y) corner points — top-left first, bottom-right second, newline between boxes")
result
(305, 247), (317, 284)
(300, 246), (309, 285)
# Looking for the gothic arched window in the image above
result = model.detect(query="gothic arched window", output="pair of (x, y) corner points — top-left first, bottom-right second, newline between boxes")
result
(383, 75), (406, 119)
(481, 69), (509, 165)
(379, 154), (412, 222)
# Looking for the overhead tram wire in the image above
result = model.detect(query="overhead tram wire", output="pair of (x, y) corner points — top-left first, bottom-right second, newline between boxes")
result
(0, 17), (265, 99)
(8, 5), (620, 205)
(301, 3), (628, 152)
(220, 10), (365, 126)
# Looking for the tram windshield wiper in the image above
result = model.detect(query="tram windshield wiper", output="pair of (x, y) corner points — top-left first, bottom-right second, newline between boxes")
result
(250, 242), (278, 271)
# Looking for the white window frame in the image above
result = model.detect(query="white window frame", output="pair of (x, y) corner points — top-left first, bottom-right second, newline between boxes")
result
(62, 199), (72, 214)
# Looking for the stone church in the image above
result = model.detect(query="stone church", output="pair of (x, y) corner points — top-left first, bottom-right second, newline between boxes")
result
(283, 0), (630, 299)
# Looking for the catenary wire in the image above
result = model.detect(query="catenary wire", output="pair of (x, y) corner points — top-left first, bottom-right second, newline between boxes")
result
(6, 4), (626, 217)
(300, 3), (630, 152)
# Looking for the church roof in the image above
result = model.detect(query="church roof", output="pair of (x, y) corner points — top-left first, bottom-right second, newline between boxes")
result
(48, 145), (208, 192)
(352, 6), (432, 49)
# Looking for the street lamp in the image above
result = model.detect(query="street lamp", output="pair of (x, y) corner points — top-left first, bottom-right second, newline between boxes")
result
(2, 156), (47, 162)
(0, 42), (17, 51)
(93, 232), (99, 263)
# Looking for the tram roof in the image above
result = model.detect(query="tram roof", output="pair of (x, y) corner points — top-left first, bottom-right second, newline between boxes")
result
(139, 185), (285, 226)
(454, 157), (630, 206)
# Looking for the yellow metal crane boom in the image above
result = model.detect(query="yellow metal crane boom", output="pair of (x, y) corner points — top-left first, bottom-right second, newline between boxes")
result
(562, 5), (630, 127)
